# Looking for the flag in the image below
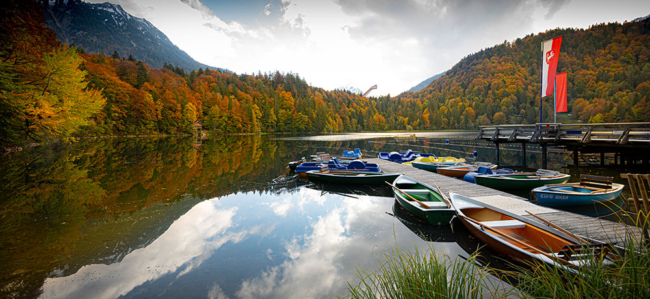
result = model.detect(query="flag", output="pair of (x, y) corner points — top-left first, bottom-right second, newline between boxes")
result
(556, 72), (567, 112)
(541, 36), (562, 97)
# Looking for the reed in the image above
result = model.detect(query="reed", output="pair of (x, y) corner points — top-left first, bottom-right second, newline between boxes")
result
(341, 243), (511, 299)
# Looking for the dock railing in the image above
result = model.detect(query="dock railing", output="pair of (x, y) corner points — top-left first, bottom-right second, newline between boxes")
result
(622, 173), (650, 242)
(477, 122), (650, 144)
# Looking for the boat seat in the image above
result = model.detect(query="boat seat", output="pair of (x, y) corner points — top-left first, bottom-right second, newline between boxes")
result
(479, 220), (526, 229)
(399, 189), (449, 209)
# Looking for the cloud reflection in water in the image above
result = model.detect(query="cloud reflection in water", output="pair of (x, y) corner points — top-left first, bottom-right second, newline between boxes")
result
(42, 187), (462, 299)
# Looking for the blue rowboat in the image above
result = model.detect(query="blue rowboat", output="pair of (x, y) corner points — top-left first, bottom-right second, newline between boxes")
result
(532, 183), (624, 207)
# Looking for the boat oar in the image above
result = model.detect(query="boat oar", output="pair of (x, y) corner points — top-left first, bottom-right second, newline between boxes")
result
(525, 210), (621, 262)
(433, 183), (451, 209)
(459, 215), (577, 269)
(385, 181), (432, 209)
(525, 210), (588, 243)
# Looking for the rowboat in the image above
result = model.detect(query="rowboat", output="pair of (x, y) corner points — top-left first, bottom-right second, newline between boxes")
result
(437, 163), (497, 179)
(287, 157), (307, 171)
(450, 192), (616, 269)
(295, 159), (380, 177)
(532, 175), (623, 207)
(390, 176), (456, 226)
(532, 183), (624, 207)
(392, 201), (457, 242)
(474, 169), (570, 190)
(306, 170), (401, 185)
(412, 156), (466, 172)
(462, 167), (516, 183)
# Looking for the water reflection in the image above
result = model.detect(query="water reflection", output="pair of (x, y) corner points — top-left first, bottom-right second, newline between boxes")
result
(0, 133), (635, 298)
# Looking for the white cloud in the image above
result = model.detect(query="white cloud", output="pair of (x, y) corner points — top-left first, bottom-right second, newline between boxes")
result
(85, 0), (650, 95)
(41, 200), (246, 299)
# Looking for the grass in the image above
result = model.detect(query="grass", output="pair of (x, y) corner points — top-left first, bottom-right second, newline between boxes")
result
(341, 243), (512, 299)
(343, 211), (650, 298)
(508, 212), (650, 299)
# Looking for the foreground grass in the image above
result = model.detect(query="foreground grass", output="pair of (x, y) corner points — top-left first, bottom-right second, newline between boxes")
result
(341, 243), (512, 299)
(511, 232), (650, 298)
(343, 221), (649, 298)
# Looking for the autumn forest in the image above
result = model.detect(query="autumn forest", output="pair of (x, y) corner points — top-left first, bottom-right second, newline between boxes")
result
(1, 1), (650, 149)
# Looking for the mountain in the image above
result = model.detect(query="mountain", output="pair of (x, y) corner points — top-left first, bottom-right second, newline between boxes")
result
(338, 85), (364, 95)
(399, 16), (650, 126)
(43, 0), (215, 71)
(408, 71), (446, 92)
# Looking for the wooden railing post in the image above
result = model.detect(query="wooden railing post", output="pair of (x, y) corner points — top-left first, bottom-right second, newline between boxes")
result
(622, 173), (650, 242)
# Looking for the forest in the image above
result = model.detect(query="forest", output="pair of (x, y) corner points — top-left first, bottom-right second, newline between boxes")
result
(1, 1), (650, 148)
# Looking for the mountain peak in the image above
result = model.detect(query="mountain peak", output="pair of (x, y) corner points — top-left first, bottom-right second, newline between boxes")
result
(44, 0), (215, 71)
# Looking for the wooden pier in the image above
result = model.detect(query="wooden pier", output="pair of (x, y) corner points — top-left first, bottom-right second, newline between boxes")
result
(476, 122), (650, 168)
(368, 158), (641, 245)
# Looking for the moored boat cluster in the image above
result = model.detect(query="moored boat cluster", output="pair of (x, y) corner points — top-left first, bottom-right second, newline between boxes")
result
(287, 148), (627, 272)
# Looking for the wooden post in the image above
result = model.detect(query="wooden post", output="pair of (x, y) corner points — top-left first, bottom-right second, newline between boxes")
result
(600, 152), (605, 166)
(521, 143), (527, 168)
(622, 173), (649, 241)
(541, 143), (548, 169)
(495, 142), (500, 166)
(573, 147), (579, 167)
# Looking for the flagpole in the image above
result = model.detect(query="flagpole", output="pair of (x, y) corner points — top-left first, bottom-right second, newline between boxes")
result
(554, 75), (557, 124)
(539, 41), (544, 123)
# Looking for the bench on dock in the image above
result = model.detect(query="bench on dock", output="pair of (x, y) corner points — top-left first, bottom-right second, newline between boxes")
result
(580, 174), (613, 189)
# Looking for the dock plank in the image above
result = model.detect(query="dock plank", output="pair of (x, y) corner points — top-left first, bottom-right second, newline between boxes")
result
(369, 158), (642, 245)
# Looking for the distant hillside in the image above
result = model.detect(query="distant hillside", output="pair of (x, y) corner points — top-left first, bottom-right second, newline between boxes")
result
(398, 15), (650, 126)
(408, 71), (446, 92)
(43, 0), (216, 71)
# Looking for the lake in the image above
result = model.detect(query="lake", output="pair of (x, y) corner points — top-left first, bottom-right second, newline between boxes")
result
(0, 133), (639, 298)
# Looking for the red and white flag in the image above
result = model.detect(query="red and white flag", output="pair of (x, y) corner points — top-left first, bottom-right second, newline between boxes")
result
(541, 36), (562, 97)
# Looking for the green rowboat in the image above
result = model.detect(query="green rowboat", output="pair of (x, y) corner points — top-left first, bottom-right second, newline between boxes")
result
(411, 161), (456, 172)
(391, 176), (456, 226)
(306, 170), (401, 185)
(474, 170), (570, 190)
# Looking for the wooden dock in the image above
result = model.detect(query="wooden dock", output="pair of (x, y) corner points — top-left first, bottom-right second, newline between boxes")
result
(368, 158), (640, 245)
(476, 122), (650, 168)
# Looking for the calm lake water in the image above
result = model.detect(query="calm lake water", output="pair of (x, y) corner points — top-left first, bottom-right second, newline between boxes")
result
(0, 132), (642, 298)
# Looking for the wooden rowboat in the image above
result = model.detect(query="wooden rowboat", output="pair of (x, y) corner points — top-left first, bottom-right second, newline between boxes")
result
(437, 163), (497, 179)
(306, 170), (401, 185)
(450, 192), (616, 269)
(474, 170), (570, 190)
(532, 183), (624, 207)
(532, 175), (623, 207)
(390, 176), (456, 226)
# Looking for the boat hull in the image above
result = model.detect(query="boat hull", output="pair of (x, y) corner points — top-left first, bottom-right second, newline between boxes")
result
(392, 176), (456, 226)
(532, 183), (624, 207)
(475, 174), (570, 190)
(412, 162), (455, 172)
(449, 192), (592, 269)
(457, 215), (535, 263)
(306, 171), (400, 185)
(437, 167), (471, 179)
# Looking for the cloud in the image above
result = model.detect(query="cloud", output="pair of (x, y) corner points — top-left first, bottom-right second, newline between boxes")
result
(41, 200), (246, 299)
(208, 283), (230, 299)
(85, 0), (647, 95)
(540, 0), (572, 19)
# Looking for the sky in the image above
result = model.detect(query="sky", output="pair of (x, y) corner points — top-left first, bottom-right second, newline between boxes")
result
(86, 0), (650, 96)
